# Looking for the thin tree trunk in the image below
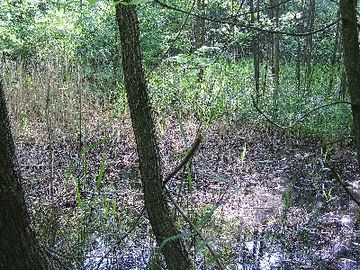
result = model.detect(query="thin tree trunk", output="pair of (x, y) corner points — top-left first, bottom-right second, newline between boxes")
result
(193, 0), (205, 51)
(0, 79), (50, 270)
(270, 0), (280, 114)
(194, 0), (205, 81)
(296, 37), (302, 94)
(250, 0), (260, 96)
(273, 0), (280, 89)
(329, 12), (341, 93)
(115, 5), (193, 270)
(340, 0), (360, 167)
(296, 0), (304, 95)
(305, 0), (315, 93)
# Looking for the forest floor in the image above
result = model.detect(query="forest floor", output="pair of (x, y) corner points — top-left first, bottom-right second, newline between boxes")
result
(14, 115), (360, 270)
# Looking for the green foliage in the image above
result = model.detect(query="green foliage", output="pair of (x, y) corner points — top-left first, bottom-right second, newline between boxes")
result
(1, 1), (355, 268)
(283, 184), (293, 215)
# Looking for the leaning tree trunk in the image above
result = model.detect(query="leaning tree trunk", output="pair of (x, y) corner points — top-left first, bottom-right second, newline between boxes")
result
(0, 80), (49, 269)
(115, 5), (193, 270)
(340, 0), (360, 168)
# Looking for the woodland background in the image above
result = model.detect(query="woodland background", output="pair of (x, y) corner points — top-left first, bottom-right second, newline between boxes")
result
(0, 0), (359, 269)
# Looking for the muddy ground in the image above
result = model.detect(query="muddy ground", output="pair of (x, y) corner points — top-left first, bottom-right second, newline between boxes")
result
(15, 116), (360, 270)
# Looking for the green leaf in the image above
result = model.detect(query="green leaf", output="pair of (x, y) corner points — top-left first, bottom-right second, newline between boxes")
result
(87, 0), (98, 5)
(112, 1), (130, 6)
(195, 237), (214, 252)
(129, 0), (146, 5)
(95, 152), (109, 192)
(177, 110), (188, 147)
(195, 207), (216, 229)
(74, 179), (83, 209)
(158, 232), (192, 251)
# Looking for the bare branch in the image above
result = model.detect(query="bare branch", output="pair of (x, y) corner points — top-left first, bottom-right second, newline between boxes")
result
(327, 166), (360, 207)
(154, 0), (339, 37)
(163, 134), (202, 187)
(223, 0), (293, 20)
(311, 136), (353, 151)
(251, 95), (352, 130)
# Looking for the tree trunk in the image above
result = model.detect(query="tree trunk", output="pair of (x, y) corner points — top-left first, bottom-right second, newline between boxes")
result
(115, 5), (193, 270)
(0, 79), (49, 269)
(296, 0), (305, 95)
(194, 0), (205, 81)
(272, 0), (280, 89)
(305, 0), (315, 93)
(250, 0), (260, 96)
(193, 0), (205, 51)
(270, 0), (280, 114)
(340, 0), (360, 167)
(328, 12), (341, 93)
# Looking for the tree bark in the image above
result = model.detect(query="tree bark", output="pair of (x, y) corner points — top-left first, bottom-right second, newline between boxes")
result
(0, 79), (50, 269)
(115, 5), (193, 270)
(305, 0), (315, 93)
(296, 0), (305, 95)
(270, 0), (280, 114)
(250, 0), (260, 96)
(328, 11), (341, 93)
(193, 0), (205, 51)
(272, 0), (280, 89)
(340, 0), (360, 167)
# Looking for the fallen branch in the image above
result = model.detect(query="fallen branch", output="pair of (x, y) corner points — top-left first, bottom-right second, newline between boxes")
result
(328, 166), (360, 207)
(311, 136), (353, 151)
(163, 134), (202, 187)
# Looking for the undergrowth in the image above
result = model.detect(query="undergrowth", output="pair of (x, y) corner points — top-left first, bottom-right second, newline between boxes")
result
(1, 56), (351, 142)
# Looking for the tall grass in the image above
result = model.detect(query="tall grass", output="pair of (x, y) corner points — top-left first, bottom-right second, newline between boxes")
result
(1, 55), (352, 141)
(0, 57), (127, 140)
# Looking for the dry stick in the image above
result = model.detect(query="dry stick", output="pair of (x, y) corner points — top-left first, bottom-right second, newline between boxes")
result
(45, 67), (54, 201)
(310, 136), (353, 151)
(251, 95), (286, 129)
(293, 101), (352, 124)
(327, 166), (360, 207)
(165, 187), (225, 270)
(223, 0), (292, 20)
(78, 65), (83, 156)
(163, 134), (202, 187)
(154, 0), (338, 37)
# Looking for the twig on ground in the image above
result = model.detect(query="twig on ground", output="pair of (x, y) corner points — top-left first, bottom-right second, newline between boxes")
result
(310, 136), (353, 151)
(163, 134), (202, 187)
(328, 166), (360, 207)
